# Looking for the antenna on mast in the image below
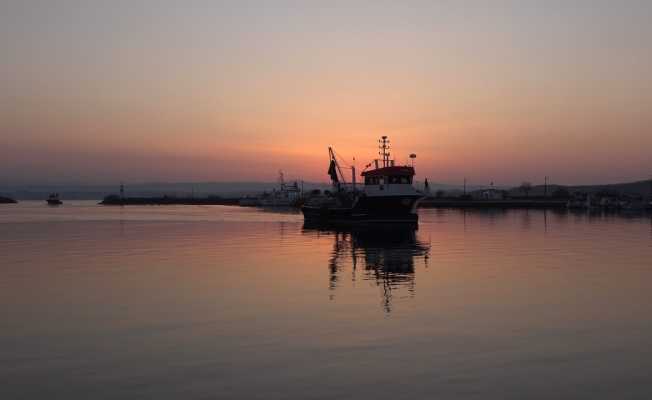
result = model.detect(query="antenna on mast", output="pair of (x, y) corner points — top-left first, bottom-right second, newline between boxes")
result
(378, 136), (390, 168)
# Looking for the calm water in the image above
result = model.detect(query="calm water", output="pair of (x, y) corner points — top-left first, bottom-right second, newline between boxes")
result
(1, 201), (652, 399)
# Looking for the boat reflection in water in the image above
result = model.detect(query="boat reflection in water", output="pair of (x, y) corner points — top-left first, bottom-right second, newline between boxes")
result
(302, 222), (430, 313)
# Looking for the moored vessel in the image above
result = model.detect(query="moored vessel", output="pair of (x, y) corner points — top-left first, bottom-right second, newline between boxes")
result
(47, 193), (62, 205)
(239, 171), (302, 207)
(301, 136), (424, 223)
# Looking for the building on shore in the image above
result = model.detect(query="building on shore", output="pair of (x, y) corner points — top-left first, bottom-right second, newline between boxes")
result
(470, 188), (506, 201)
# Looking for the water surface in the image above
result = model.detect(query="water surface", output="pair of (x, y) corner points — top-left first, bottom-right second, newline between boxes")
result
(1, 202), (652, 399)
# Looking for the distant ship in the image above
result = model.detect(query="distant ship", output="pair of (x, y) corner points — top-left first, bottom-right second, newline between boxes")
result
(301, 136), (424, 223)
(239, 171), (302, 207)
(47, 193), (62, 205)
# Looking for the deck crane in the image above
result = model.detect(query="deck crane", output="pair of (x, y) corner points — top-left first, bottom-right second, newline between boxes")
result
(327, 147), (356, 191)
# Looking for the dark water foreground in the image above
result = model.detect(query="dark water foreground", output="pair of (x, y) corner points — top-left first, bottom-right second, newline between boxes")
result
(1, 202), (652, 399)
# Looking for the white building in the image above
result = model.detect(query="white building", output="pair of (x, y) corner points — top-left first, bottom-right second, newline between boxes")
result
(471, 188), (506, 200)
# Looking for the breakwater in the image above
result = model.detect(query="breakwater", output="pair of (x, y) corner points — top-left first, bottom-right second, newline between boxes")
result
(100, 195), (239, 206)
(419, 198), (568, 209)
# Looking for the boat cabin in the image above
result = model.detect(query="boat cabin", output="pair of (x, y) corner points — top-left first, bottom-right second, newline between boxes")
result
(324, 135), (421, 198)
(362, 166), (418, 197)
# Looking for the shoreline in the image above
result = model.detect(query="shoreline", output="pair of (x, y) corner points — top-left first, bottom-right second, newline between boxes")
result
(419, 199), (568, 209)
(99, 196), (240, 206)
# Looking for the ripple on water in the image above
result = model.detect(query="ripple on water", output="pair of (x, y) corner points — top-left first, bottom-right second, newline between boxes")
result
(1, 206), (652, 398)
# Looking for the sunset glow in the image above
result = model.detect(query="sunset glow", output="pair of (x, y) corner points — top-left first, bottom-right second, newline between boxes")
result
(4, 4), (652, 397)
(2, 1), (652, 186)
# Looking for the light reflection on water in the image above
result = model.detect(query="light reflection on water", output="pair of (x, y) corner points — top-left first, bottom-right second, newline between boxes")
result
(303, 223), (430, 313)
(1, 202), (652, 399)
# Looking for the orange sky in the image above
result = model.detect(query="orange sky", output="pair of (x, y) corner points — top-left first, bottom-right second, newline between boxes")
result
(2, 1), (651, 186)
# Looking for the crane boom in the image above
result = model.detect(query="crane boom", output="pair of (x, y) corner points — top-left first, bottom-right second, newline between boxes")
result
(328, 147), (347, 186)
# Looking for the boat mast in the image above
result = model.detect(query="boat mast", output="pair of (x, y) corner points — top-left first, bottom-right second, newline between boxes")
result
(278, 170), (286, 191)
(379, 136), (390, 168)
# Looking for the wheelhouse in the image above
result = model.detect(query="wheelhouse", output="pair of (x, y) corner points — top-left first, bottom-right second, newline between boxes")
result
(362, 166), (415, 185)
(361, 166), (417, 197)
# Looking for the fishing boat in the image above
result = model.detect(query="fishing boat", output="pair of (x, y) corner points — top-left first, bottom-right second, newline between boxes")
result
(259, 172), (301, 207)
(239, 171), (302, 207)
(301, 136), (424, 223)
(47, 193), (62, 205)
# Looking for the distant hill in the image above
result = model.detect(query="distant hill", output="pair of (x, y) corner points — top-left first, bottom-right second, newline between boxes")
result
(570, 180), (652, 197)
(2, 182), (331, 200)
(3, 180), (479, 200)
(4, 179), (650, 200)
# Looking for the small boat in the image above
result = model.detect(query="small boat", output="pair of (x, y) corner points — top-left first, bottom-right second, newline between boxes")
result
(301, 136), (424, 223)
(47, 193), (62, 205)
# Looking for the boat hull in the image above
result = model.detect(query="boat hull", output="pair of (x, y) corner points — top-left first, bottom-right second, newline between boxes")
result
(302, 194), (422, 223)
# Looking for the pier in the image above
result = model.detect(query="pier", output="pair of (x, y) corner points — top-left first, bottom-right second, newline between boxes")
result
(419, 198), (568, 209)
(100, 195), (239, 206)
(0, 196), (17, 204)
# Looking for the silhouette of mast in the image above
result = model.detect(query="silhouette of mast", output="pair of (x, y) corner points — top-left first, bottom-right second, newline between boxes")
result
(378, 136), (390, 168)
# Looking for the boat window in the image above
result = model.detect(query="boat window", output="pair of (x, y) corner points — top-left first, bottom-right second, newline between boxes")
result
(385, 176), (412, 184)
(365, 176), (381, 185)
